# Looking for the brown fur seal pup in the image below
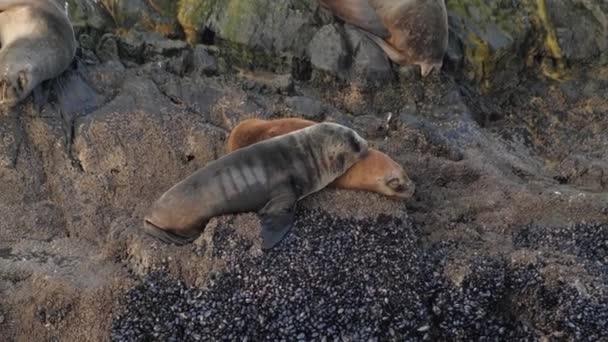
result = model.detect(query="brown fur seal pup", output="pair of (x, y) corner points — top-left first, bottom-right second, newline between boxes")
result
(0, 0), (76, 108)
(144, 122), (369, 250)
(318, 0), (448, 76)
(227, 118), (415, 200)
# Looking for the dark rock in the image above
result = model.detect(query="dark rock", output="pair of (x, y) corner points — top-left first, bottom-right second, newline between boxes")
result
(343, 25), (394, 85)
(308, 24), (350, 79)
(190, 0), (317, 57)
(66, 0), (115, 34)
(188, 45), (219, 77)
(112, 209), (434, 341)
(353, 114), (388, 139)
(284, 96), (326, 121)
(0, 111), (23, 169)
(159, 78), (225, 118)
(78, 33), (96, 51)
(96, 34), (120, 63)
(547, 0), (607, 62)
(237, 69), (294, 95)
(118, 31), (188, 64)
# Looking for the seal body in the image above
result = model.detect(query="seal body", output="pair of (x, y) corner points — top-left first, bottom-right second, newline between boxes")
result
(0, 0), (76, 107)
(227, 118), (415, 200)
(318, 0), (448, 76)
(145, 122), (369, 250)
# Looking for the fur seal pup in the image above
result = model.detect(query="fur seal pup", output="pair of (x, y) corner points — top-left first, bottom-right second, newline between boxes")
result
(144, 122), (369, 250)
(318, 0), (448, 76)
(0, 0), (76, 108)
(227, 118), (415, 200)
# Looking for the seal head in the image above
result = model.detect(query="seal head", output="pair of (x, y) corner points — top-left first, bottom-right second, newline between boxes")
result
(319, 0), (448, 77)
(144, 122), (368, 250)
(0, 0), (76, 108)
(227, 118), (415, 200)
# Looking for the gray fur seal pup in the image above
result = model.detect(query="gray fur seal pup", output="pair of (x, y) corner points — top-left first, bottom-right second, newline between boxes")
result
(0, 0), (76, 108)
(318, 0), (448, 77)
(144, 122), (369, 250)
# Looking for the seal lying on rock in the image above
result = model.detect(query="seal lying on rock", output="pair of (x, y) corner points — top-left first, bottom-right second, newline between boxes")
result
(0, 0), (76, 108)
(227, 118), (415, 200)
(318, 0), (448, 76)
(144, 122), (369, 250)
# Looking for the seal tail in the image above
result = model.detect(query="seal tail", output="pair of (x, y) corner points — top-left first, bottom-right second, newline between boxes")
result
(143, 220), (199, 246)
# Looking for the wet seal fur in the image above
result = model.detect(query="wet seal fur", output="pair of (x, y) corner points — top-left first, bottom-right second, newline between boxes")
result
(0, 0), (76, 108)
(227, 118), (415, 200)
(318, 0), (448, 76)
(144, 122), (369, 250)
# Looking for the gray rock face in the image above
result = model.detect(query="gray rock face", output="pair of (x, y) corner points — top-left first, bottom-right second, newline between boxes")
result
(202, 0), (318, 57)
(308, 24), (350, 79)
(283, 96), (326, 121)
(307, 24), (393, 85)
(548, 0), (607, 61)
(188, 45), (218, 76)
(343, 25), (394, 85)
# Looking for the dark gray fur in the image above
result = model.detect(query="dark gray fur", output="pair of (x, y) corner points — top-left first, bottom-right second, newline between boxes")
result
(144, 122), (368, 250)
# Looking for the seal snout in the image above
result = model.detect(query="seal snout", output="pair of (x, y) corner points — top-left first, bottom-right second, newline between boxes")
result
(385, 175), (416, 200)
(141, 194), (203, 245)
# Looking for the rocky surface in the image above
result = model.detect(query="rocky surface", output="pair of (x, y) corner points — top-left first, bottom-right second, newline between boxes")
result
(0, 0), (607, 341)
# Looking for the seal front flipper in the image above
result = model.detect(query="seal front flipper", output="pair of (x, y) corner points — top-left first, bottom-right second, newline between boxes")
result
(319, 0), (390, 38)
(258, 190), (298, 251)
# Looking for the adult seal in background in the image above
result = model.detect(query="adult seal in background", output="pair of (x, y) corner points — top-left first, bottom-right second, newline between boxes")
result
(318, 0), (448, 77)
(144, 122), (369, 250)
(0, 0), (76, 108)
(227, 118), (416, 200)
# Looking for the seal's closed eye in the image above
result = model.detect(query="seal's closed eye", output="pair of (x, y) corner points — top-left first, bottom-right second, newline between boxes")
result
(348, 133), (361, 153)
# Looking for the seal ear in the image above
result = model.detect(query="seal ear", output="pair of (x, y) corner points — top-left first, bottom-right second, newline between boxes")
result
(258, 190), (298, 250)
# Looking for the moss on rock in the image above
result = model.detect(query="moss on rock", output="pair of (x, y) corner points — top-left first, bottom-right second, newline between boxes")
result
(177, 0), (221, 44)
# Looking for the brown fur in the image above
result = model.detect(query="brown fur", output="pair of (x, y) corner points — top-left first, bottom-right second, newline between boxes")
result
(318, 0), (448, 76)
(227, 118), (415, 200)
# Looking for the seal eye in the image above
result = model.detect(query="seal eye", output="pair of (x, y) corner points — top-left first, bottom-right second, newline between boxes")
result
(347, 134), (361, 153)
(387, 178), (404, 191)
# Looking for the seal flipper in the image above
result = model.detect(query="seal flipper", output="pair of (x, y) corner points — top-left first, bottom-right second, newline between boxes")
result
(259, 190), (297, 250)
(320, 0), (390, 38)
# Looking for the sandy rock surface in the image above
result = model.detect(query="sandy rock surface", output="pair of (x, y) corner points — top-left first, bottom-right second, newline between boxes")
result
(0, 0), (607, 341)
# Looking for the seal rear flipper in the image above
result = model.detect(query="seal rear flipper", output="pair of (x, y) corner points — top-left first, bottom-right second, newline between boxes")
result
(259, 191), (298, 250)
(361, 30), (404, 64)
(320, 0), (390, 38)
(143, 221), (199, 246)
